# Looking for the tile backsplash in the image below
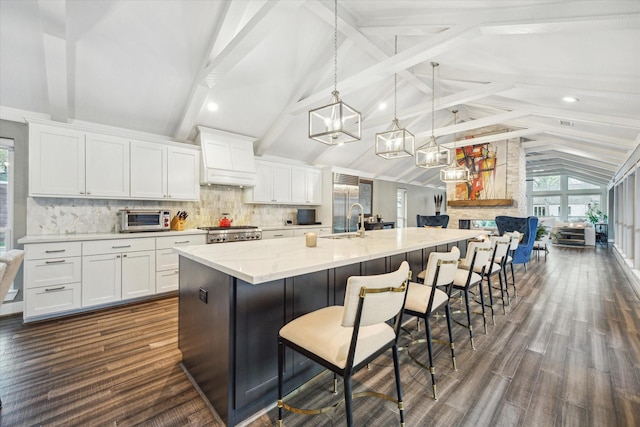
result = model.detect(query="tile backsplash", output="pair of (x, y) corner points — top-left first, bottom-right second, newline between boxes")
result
(26, 185), (304, 235)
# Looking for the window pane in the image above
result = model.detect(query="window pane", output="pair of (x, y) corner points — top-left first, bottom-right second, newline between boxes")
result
(532, 196), (561, 220)
(533, 176), (561, 192)
(567, 195), (601, 222)
(568, 177), (600, 190)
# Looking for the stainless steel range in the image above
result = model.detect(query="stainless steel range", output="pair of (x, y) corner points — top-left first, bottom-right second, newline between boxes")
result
(198, 226), (262, 244)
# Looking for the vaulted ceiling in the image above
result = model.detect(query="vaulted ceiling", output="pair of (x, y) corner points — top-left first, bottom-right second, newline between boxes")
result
(1, 0), (639, 188)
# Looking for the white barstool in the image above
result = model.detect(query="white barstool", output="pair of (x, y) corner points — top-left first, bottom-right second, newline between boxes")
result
(277, 261), (410, 427)
(403, 247), (460, 400)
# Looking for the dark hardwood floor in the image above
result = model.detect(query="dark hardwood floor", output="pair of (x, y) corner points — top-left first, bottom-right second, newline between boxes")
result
(1, 245), (639, 426)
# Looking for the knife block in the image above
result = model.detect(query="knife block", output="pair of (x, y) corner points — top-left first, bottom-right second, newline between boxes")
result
(170, 216), (185, 231)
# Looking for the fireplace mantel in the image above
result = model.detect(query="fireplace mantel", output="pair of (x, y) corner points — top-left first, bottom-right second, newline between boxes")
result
(447, 199), (514, 208)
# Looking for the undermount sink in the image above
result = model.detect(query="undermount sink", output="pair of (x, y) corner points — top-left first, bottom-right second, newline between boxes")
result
(319, 233), (364, 240)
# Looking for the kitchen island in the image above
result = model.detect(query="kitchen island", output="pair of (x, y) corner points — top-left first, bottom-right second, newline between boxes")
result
(175, 227), (483, 425)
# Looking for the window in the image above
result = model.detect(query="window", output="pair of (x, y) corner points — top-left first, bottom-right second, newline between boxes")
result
(568, 195), (601, 222)
(532, 196), (561, 220)
(568, 177), (600, 190)
(533, 176), (561, 192)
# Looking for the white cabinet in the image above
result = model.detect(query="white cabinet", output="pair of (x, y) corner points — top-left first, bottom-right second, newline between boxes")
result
(262, 229), (295, 239)
(131, 140), (167, 199)
(130, 141), (200, 201)
(82, 238), (156, 307)
(244, 161), (322, 205)
(250, 161), (292, 203)
(85, 133), (130, 198)
(167, 146), (200, 200)
(29, 120), (199, 201)
(293, 227), (330, 236)
(29, 123), (86, 197)
(291, 166), (322, 204)
(155, 234), (207, 293)
(24, 242), (83, 319)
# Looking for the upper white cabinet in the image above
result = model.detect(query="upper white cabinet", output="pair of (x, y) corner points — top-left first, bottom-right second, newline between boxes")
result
(29, 120), (199, 201)
(29, 123), (86, 196)
(130, 141), (200, 201)
(244, 160), (322, 205)
(167, 145), (200, 200)
(250, 161), (292, 203)
(85, 133), (130, 198)
(291, 166), (322, 204)
(130, 140), (167, 199)
(198, 127), (257, 187)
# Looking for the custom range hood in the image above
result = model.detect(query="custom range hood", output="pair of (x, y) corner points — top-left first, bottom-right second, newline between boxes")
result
(197, 126), (257, 187)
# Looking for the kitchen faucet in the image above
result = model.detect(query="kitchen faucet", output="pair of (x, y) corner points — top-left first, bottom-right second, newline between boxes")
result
(347, 203), (365, 237)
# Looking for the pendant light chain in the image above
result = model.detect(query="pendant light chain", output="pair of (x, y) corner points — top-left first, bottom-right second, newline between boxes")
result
(431, 62), (436, 136)
(333, 0), (338, 93)
(394, 36), (398, 121)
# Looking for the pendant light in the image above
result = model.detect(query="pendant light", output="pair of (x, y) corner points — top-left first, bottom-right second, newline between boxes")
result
(375, 36), (414, 159)
(308, 0), (361, 145)
(440, 109), (470, 183)
(415, 62), (449, 168)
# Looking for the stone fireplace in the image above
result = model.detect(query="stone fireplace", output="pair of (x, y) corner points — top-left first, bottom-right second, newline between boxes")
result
(444, 125), (526, 229)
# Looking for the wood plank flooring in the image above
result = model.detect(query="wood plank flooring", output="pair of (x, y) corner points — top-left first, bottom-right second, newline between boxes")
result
(1, 245), (639, 426)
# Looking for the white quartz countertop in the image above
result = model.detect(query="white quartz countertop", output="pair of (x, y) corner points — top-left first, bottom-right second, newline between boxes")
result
(17, 229), (207, 244)
(174, 227), (483, 285)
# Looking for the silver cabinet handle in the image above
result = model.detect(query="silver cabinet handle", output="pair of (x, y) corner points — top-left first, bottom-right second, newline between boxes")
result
(45, 260), (66, 264)
(112, 245), (131, 249)
(45, 249), (66, 253)
(45, 286), (65, 292)
(174, 240), (190, 244)
(160, 271), (179, 277)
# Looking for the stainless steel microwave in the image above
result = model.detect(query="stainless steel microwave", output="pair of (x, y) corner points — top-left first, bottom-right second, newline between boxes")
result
(118, 209), (171, 232)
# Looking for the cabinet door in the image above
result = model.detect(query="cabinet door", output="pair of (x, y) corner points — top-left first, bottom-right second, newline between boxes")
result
(85, 133), (130, 198)
(29, 123), (86, 196)
(167, 146), (200, 200)
(82, 253), (122, 307)
(272, 164), (291, 202)
(305, 168), (322, 204)
(122, 250), (155, 300)
(290, 167), (307, 203)
(252, 162), (275, 202)
(130, 141), (168, 199)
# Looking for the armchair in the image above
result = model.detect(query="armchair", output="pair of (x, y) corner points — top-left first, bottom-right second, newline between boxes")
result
(417, 214), (449, 228)
(494, 216), (539, 270)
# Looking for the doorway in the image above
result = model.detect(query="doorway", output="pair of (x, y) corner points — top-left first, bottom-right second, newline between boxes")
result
(0, 137), (15, 301)
(396, 188), (407, 228)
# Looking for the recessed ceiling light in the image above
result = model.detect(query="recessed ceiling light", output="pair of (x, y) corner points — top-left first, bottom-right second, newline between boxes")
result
(378, 102), (387, 110)
(562, 96), (579, 103)
(207, 102), (219, 112)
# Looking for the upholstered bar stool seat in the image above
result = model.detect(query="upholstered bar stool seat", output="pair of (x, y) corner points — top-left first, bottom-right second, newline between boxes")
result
(451, 240), (492, 347)
(277, 261), (410, 427)
(404, 247), (459, 400)
(279, 306), (395, 369)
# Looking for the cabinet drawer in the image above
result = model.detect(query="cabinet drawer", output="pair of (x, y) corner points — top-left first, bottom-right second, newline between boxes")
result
(25, 242), (82, 260)
(262, 230), (294, 239)
(83, 238), (155, 255)
(25, 257), (82, 289)
(156, 269), (179, 293)
(156, 234), (206, 250)
(25, 282), (81, 318)
(156, 248), (178, 271)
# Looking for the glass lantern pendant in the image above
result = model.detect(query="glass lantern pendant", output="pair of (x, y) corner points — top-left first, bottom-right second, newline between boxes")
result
(416, 62), (448, 168)
(308, 0), (361, 146)
(441, 109), (470, 183)
(375, 36), (414, 159)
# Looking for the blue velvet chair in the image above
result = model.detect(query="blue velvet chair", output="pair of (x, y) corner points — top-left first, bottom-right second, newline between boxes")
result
(417, 214), (449, 228)
(494, 216), (539, 271)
